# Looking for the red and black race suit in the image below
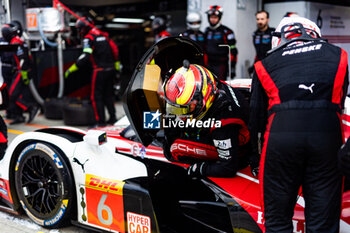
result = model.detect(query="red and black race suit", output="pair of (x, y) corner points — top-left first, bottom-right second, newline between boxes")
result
(252, 27), (275, 62)
(249, 40), (348, 233)
(155, 30), (171, 43)
(204, 25), (237, 80)
(180, 29), (205, 49)
(8, 36), (34, 114)
(76, 28), (119, 124)
(164, 81), (250, 177)
(0, 38), (16, 86)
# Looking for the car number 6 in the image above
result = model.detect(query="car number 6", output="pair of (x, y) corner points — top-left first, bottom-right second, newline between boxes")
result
(97, 194), (113, 225)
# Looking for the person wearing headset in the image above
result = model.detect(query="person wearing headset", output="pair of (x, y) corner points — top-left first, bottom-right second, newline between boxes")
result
(204, 5), (238, 80)
(1, 22), (39, 124)
(180, 12), (205, 49)
(65, 18), (119, 126)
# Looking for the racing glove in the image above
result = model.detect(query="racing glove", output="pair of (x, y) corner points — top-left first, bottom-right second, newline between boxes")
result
(65, 63), (79, 78)
(21, 70), (30, 85)
(187, 162), (205, 177)
(115, 61), (121, 71)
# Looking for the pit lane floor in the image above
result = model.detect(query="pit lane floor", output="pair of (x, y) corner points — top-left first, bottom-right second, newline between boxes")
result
(0, 102), (125, 233)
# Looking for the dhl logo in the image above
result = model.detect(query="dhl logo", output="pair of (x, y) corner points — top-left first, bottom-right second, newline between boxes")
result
(85, 174), (125, 195)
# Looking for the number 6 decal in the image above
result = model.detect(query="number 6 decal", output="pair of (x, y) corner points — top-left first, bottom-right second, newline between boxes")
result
(97, 194), (113, 225)
(85, 174), (125, 231)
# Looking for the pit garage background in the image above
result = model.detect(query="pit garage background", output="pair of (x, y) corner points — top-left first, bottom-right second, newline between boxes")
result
(0, 0), (349, 87)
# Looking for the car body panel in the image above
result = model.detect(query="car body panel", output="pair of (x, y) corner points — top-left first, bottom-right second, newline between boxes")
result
(71, 137), (150, 232)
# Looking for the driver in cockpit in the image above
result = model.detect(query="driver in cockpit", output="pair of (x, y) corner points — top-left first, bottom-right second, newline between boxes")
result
(162, 60), (250, 177)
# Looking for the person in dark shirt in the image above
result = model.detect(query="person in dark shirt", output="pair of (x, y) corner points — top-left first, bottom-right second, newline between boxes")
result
(1, 22), (39, 124)
(253, 10), (275, 62)
(249, 16), (348, 233)
(204, 5), (237, 80)
(65, 17), (119, 126)
(152, 15), (171, 43)
(180, 12), (204, 49)
(0, 37), (15, 87)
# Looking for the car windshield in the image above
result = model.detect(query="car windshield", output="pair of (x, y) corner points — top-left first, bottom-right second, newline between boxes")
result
(124, 37), (204, 146)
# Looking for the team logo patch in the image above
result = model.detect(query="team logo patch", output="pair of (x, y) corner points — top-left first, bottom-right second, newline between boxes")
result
(298, 83), (315, 93)
(282, 44), (322, 56)
(227, 33), (235, 40)
(96, 36), (106, 41)
(218, 149), (231, 160)
(143, 110), (161, 129)
(127, 212), (151, 233)
(213, 139), (232, 150)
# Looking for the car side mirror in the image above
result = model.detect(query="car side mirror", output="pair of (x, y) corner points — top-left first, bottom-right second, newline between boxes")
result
(83, 130), (107, 146)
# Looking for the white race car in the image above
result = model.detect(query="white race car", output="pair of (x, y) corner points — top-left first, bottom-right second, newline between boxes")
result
(0, 37), (348, 233)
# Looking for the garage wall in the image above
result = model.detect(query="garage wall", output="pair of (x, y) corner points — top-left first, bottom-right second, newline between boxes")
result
(9, 0), (25, 24)
(265, 1), (350, 88)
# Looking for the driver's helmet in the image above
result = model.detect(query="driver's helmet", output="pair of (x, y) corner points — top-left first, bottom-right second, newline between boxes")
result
(272, 16), (321, 49)
(1, 24), (17, 42)
(164, 62), (217, 119)
(206, 5), (223, 28)
(186, 12), (201, 31)
(76, 17), (94, 36)
(284, 12), (299, 17)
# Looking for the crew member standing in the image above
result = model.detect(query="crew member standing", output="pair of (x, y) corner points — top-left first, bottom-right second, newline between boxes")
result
(252, 10), (275, 62)
(1, 20), (23, 119)
(1, 22), (38, 124)
(204, 5), (237, 80)
(65, 18), (119, 126)
(152, 15), (171, 43)
(249, 16), (348, 233)
(0, 37), (10, 159)
(180, 12), (205, 49)
(0, 38), (15, 87)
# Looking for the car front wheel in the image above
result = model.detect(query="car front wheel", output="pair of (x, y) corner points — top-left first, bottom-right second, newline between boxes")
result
(14, 142), (74, 228)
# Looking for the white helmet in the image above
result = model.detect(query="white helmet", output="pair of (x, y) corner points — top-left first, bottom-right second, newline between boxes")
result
(186, 12), (201, 31)
(271, 16), (321, 49)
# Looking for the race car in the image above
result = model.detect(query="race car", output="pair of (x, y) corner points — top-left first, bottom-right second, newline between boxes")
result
(0, 37), (349, 233)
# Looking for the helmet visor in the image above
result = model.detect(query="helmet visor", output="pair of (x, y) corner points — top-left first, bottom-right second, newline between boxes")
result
(165, 101), (197, 116)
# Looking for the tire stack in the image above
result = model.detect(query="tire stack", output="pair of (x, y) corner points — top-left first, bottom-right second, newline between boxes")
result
(44, 98), (66, 120)
(63, 98), (95, 126)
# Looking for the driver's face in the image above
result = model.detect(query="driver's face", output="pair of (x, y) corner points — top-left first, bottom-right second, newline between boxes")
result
(209, 15), (220, 25)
